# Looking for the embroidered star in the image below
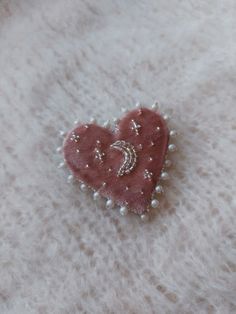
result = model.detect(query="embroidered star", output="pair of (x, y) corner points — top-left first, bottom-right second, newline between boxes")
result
(131, 119), (141, 136)
(94, 147), (105, 163)
(144, 169), (153, 180)
(70, 132), (80, 142)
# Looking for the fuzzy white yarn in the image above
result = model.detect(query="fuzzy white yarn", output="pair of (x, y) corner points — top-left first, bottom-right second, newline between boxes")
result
(0, 1), (236, 313)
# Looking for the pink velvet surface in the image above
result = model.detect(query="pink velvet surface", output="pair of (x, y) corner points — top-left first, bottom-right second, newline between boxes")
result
(63, 108), (169, 214)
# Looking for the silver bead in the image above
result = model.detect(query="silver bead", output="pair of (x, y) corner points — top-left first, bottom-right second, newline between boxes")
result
(74, 120), (79, 125)
(58, 161), (65, 169)
(103, 120), (110, 128)
(151, 199), (159, 208)
(164, 159), (172, 168)
(135, 102), (141, 108)
(161, 172), (169, 180)
(67, 174), (74, 183)
(106, 199), (114, 209)
(140, 213), (149, 222)
(155, 185), (164, 194)
(80, 183), (87, 192)
(93, 191), (100, 201)
(120, 206), (128, 216)
(59, 130), (66, 138)
(168, 144), (177, 152)
(170, 130), (177, 138)
(56, 146), (62, 153)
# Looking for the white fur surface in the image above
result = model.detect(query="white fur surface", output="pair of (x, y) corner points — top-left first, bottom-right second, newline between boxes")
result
(1, 1), (236, 313)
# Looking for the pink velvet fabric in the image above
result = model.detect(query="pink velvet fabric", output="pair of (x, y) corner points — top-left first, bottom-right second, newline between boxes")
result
(63, 108), (169, 214)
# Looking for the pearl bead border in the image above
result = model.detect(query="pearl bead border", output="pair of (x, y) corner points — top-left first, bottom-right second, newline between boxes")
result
(149, 101), (178, 218)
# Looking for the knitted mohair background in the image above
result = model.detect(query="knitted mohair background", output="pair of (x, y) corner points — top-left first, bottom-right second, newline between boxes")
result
(0, 1), (236, 313)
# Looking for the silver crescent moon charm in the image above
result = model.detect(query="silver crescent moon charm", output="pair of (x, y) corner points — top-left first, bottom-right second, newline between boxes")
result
(110, 140), (138, 177)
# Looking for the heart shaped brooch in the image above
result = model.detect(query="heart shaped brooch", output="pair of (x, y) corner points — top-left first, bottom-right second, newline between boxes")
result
(57, 103), (177, 221)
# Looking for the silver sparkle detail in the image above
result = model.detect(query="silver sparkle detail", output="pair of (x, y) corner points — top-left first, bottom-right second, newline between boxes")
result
(130, 119), (141, 136)
(144, 169), (153, 180)
(110, 140), (138, 177)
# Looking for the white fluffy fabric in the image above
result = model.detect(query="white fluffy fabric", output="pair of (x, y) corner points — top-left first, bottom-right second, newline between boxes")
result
(1, 1), (236, 313)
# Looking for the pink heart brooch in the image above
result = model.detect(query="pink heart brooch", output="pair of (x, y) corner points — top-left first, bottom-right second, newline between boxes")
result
(57, 103), (177, 221)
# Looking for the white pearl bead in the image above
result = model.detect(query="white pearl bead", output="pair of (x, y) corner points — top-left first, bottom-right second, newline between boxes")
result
(93, 192), (100, 201)
(151, 102), (159, 110)
(59, 130), (66, 137)
(113, 118), (119, 124)
(155, 185), (164, 194)
(90, 117), (96, 123)
(170, 130), (177, 138)
(58, 162), (65, 169)
(56, 146), (62, 153)
(163, 114), (169, 121)
(151, 199), (159, 208)
(165, 159), (172, 168)
(106, 199), (114, 209)
(67, 174), (74, 183)
(120, 206), (128, 216)
(168, 144), (177, 152)
(103, 120), (110, 128)
(161, 172), (169, 180)
(140, 213), (149, 222)
(80, 183), (87, 192)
